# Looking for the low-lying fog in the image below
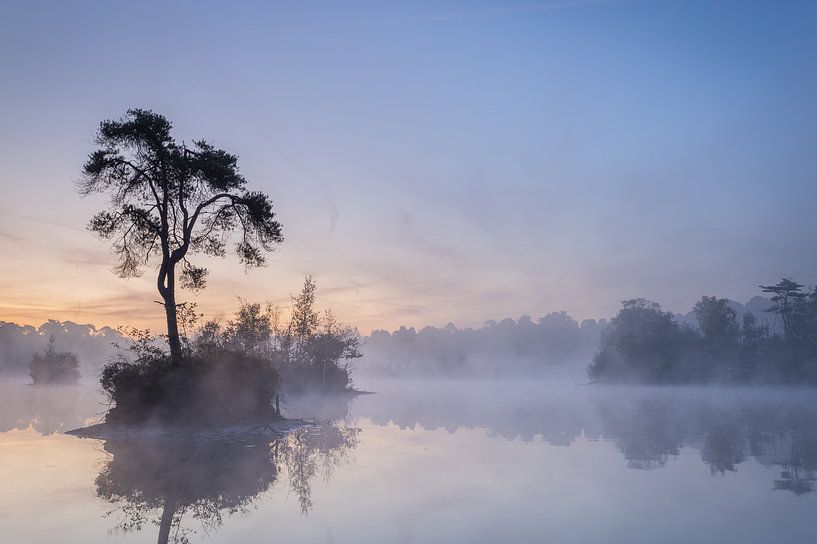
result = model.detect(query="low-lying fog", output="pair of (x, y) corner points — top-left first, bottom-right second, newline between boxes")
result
(2, 375), (816, 543)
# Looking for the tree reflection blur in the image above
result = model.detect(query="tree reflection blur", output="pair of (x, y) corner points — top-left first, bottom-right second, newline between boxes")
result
(95, 420), (358, 544)
(595, 395), (817, 491)
(355, 383), (817, 494)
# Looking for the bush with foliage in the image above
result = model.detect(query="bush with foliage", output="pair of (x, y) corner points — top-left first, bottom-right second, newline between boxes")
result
(194, 276), (361, 394)
(29, 338), (81, 384)
(99, 277), (358, 424)
(101, 329), (280, 425)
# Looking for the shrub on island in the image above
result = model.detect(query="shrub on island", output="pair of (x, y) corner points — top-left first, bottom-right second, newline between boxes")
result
(97, 275), (359, 426)
(100, 347), (280, 425)
(29, 338), (81, 384)
(195, 276), (362, 395)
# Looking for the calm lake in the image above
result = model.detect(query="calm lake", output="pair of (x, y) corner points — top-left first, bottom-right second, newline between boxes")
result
(1, 378), (816, 543)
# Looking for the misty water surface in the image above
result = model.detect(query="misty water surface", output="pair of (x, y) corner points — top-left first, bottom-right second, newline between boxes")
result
(1, 378), (816, 543)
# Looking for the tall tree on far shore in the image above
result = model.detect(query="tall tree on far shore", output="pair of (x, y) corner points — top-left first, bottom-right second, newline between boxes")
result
(79, 109), (283, 362)
(760, 278), (805, 334)
(694, 296), (738, 348)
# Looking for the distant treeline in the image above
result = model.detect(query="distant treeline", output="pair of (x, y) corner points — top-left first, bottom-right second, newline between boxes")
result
(4, 278), (811, 386)
(362, 312), (604, 377)
(360, 296), (783, 379)
(591, 279), (817, 384)
(0, 320), (124, 376)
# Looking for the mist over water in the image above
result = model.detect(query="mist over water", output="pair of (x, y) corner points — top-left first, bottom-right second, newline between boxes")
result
(0, 321), (125, 378)
(2, 0), (816, 541)
(2, 375), (817, 543)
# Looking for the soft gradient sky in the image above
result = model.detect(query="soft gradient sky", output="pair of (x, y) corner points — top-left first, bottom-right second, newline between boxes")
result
(1, 0), (816, 333)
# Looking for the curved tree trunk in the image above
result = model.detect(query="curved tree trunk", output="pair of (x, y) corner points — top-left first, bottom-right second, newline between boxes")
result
(161, 262), (183, 363)
(165, 292), (182, 362)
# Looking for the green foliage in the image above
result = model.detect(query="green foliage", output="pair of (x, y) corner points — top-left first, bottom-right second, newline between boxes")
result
(29, 337), (81, 384)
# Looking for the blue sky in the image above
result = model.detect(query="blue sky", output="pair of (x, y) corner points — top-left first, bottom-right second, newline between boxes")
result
(0, 0), (815, 331)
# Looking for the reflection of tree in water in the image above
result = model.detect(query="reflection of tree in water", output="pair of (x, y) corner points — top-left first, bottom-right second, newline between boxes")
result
(357, 386), (817, 493)
(95, 422), (359, 544)
(700, 419), (745, 475)
(772, 431), (817, 495)
(595, 396), (817, 492)
(280, 422), (360, 514)
(597, 399), (685, 470)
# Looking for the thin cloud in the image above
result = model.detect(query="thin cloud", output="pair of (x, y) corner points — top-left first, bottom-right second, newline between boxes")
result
(395, 210), (461, 262)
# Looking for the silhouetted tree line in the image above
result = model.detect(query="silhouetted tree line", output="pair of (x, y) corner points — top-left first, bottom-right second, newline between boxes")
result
(363, 312), (604, 377)
(590, 278), (817, 384)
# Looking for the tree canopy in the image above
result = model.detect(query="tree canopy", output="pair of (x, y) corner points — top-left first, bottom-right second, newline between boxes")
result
(79, 109), (283, 360)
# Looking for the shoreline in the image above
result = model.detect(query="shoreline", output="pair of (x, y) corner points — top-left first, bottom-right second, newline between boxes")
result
(65, 418), (309, 443)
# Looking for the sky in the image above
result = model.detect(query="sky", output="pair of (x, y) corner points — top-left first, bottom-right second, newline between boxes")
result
(0, 0), (816, 334)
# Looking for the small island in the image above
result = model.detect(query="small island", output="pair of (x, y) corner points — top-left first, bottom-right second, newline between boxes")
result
(70, 109), (362, 436)
(29, 337), (81, 384)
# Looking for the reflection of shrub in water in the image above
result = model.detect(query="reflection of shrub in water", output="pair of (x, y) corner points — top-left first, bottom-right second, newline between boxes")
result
(97, 438), (277, 543)
(96, 422), (359, 543)
(279, 423), (360, 513)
